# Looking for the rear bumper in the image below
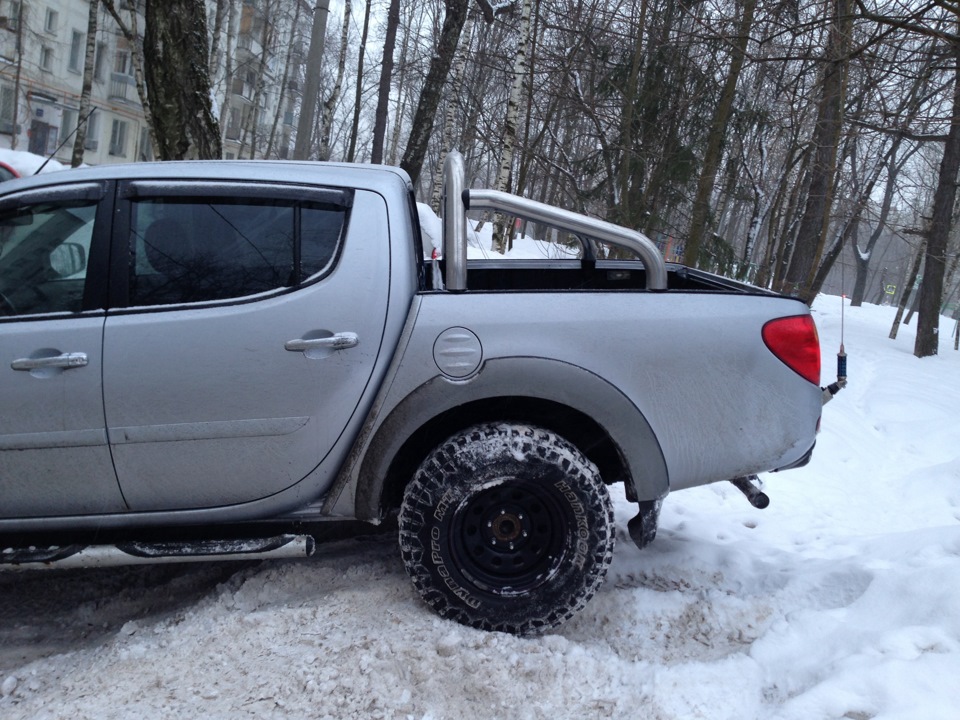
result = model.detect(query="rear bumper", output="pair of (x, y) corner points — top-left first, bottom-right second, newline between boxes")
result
(772, 440), (816, 472)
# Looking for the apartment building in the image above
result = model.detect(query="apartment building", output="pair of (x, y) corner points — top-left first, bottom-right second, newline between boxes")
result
(0, 0), (301, 165)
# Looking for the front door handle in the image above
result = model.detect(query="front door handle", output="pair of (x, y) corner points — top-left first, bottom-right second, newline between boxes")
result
(284, 332), (359, 352)
(11, 352), (89, 371)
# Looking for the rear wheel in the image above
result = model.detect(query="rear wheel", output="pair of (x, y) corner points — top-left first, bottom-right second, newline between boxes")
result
(398, 423), (615, 635)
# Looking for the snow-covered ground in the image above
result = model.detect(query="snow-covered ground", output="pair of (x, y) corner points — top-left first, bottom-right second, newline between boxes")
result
(1, 294), (958, 719)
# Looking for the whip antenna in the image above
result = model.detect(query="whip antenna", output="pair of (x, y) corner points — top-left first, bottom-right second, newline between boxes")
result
(823, 266), (847, 406)
(838, 291), (847, 382)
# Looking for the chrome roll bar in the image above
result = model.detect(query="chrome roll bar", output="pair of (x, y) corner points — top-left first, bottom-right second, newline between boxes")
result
(441, 149), (668, 292)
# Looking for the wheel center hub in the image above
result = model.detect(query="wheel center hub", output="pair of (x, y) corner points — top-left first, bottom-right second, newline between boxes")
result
(491, 512), (522, 542)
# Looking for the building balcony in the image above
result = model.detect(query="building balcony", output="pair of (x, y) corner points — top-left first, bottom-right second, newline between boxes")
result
(108, 72), (137, 103)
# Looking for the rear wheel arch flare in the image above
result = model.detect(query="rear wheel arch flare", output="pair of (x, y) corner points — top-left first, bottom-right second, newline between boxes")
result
(352, 357), (669, 520)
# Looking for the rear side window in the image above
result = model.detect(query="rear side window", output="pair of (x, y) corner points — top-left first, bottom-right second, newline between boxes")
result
(127, 193), (349, 307)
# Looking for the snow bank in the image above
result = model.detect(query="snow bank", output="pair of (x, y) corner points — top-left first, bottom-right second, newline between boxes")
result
(1, 297), (958, 719)
(0, 149), (67, 177)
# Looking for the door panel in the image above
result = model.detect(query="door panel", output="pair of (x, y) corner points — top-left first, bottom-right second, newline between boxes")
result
(103, 189), (390, 510)
(0, 319), (123, 517)
(0, 186), (120, 518)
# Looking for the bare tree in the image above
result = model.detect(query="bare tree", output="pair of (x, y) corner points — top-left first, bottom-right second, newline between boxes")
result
(371, 0), (401, 164)
(684, 0), (758, 266)
(347, 0), (373, 162)
(431, 10), (477, 210)
(267, 1), (303, 158)
(237, 0), (277, 158)
(293, 1), (331, 160)
(915, 38), (960, 357)
(400, 0), (475, 186)
(783, 0), (853, 302)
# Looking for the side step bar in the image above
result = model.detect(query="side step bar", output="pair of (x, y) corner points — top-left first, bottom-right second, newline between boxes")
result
(0, 534), (315, 570)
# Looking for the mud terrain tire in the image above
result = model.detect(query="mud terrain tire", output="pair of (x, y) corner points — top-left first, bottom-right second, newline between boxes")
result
(399, 423), (615, 635)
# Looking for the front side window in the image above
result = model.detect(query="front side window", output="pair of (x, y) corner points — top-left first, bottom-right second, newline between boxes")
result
(0, 199), (97, 317)
(127, 193), (349, 307)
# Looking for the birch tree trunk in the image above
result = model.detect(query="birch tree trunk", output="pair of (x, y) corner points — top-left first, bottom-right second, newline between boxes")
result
(71, 1), (99, 168)
(209, 0), (226, 75)
(491, 0), (533, 254)
(318, 0), (351, 161)
(514, 0), (541, 199)
(218, 0), (239, 141)
(143, 0), (222, 159)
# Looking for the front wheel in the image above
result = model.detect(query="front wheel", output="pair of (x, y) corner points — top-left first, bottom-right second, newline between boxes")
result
(398, 423), (615, 635)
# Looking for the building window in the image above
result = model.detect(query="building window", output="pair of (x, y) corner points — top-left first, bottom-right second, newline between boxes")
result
(69, 30), (84, 73)
(137, 126), (152, 161)
(40, 46), (54, 72)
(59, 109), (77, 144)
(44, 8), (58, 34)
(109, 118), (128, 156)
(114, 50), (134, 77)
(226, 107), (241, 140)
(94, 42), (107, 82)
(0, 84), (14, 134)
(3, 2), (21, 32)
(84, 111), (99, 151)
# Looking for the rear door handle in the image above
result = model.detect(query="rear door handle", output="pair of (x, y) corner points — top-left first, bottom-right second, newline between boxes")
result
(11, 352), (89, 371)
(284, 332), (359, 352)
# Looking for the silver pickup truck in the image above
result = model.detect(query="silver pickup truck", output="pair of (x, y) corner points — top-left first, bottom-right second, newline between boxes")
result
(0, 152), (822, 634)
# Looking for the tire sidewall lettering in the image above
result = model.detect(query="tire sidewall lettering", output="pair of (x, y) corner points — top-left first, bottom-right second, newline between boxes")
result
(429, 524), (481, 609)
(554, 479), (591, 569)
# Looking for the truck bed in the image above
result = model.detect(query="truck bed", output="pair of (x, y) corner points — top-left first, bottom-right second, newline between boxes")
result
(433, 260), (773, 294)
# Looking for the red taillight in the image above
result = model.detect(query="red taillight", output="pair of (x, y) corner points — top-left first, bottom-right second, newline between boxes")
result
(762, 315), (820, 385)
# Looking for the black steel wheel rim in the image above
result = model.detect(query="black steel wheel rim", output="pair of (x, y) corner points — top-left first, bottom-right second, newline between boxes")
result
(449, 479), (568, 595)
